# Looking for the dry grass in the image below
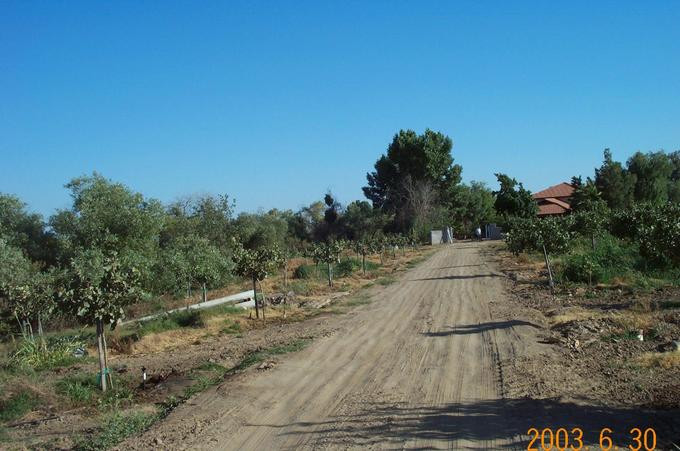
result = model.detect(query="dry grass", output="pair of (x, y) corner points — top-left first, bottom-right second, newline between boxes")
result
(637, 351), (680, 369)
(610, 311), (655, 333)
(548, 307), (605, 326)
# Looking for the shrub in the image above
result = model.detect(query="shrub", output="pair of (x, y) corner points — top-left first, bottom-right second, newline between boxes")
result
(506, 216), (574, 255)
(561, 254), (604, 284)
(335, 259), (360, 277)
(293, 264), (315, 279)
(611, 203), (680, 267)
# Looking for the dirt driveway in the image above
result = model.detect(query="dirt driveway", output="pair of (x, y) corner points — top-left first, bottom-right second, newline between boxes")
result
(122, 242), (677, 450)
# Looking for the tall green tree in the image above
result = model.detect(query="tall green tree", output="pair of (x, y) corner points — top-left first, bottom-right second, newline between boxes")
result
(493, 174), (537, 218)
(363, 129), (462, 231)
(449, 181), (497, 233)
(627, 151), (673, 204)
(341, 200), (390, 241)
(669, 150), (680, 203)
(50, 173), (165, 287)
(0, 194), (56, 265)
(594, 149), (636, 210)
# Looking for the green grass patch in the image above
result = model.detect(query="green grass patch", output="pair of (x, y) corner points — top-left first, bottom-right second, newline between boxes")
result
(603, 330), (640, 342)
(55, 374), (98, 405)
(131, 309), (205, 337)
(0, 391), (38, 422)
(9, 336), (87, 371)
(201, 304), (242, 319)
(75, 412), (157, 451)
(221, 319), (242, 335)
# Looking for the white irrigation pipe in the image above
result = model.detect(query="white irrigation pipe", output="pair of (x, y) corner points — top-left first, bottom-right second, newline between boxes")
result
(121, 289), (255, 325)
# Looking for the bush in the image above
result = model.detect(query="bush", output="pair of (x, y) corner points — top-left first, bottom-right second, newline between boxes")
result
(560, 234), (640, 284)
(561, 254), (604, 284)
(506, 216), (574, 255)
(293, 264), (315, 279)
(335, 259), (359, 277)
(611, 203), (680, 267)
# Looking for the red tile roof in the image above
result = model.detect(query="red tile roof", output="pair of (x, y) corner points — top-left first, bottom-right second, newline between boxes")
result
(537, 202), (569, 216)
(533, 182), (575, 199)
(543, 197), (570, 209)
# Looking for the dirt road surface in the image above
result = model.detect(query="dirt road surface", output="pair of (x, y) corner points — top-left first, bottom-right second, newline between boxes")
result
(123, 243), (677, 450)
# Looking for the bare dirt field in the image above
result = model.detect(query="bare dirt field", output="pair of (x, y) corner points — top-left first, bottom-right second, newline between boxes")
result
(119, 242), (679, 450)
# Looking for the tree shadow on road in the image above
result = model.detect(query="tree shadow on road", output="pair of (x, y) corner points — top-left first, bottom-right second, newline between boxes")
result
(252, 398), (679, 449)
(433, 264), (485, 270)
(410, 273), (505, 282)
(421, 320), (541, 336)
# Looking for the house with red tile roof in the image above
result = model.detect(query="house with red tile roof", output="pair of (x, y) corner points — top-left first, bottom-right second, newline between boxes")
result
(533, 182), (575, 216)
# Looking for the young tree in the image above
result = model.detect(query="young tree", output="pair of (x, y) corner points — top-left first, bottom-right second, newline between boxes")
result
(570, 177), (609, 250)
(315, 241), (344, 287)
(351, 239), (371, 275)
(59, 249), (142, 392)
(232, 243), (283, 320)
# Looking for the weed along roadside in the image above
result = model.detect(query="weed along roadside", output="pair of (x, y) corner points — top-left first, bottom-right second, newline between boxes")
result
(0, 244), (435, 449)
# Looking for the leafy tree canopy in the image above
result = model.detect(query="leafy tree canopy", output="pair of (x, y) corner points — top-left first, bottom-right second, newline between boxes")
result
(363, 129), (462, 213)
(493, 173), (537, 218)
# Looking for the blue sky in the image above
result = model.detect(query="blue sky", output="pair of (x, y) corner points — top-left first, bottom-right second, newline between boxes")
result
(1, 1), (679, 218)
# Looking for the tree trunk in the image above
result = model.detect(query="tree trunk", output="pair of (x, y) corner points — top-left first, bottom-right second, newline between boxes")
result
(362, 254), (366, 275)
(259, 280), (266, 322)
(327, 262), (333, 287)
(37, 314), (46, 352)
(542, 245), (555, 294)
(96, 320), (107, 392)
(591, 234), (596, 252)
(15, 312), (25, 339)
(102, 326), (113, 389)
(283, 259), (288, 289)
(202, 283), (207, 303)
(253, 278), (259, 319)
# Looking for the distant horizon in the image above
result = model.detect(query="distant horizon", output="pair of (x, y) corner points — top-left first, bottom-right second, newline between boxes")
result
(2, 144), (673, 219)
(2, 1), (679, 218)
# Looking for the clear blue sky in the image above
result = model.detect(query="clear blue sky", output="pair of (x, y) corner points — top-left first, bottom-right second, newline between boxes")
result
(2, 1), (679, 218)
